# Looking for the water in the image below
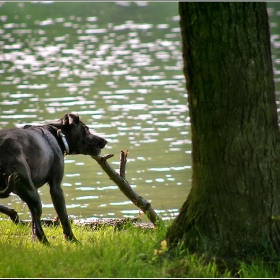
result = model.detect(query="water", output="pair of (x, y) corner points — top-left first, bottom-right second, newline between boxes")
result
(2, 2), (279, 223)
(0, 2), (191, 221)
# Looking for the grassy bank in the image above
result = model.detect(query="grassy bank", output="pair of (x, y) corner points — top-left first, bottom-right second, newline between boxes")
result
(0, 219), (279, 278)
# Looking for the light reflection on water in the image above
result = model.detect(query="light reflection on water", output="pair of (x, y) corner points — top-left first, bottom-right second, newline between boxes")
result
(0, 2), (190, 222)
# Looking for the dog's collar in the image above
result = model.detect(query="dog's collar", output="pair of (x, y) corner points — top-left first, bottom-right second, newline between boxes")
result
(56, 129), (70, 155)
(47, 125), (70, 156)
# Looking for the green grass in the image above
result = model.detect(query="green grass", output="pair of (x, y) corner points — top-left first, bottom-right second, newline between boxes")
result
(0, 218), (280, 278)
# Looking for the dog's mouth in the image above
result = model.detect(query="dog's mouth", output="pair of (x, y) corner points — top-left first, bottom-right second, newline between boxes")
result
(92, 148), (101, 156)
(93, 138), (107, 156)
(86, 146), (103, 157)
(99, 139), (107, 149)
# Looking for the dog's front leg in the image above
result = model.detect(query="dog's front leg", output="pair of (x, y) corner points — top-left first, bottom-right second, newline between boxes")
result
(49, 185), (78, 242)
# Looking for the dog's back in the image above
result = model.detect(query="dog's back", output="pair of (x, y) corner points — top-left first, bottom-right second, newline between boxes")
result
(0, 127), (63, 189)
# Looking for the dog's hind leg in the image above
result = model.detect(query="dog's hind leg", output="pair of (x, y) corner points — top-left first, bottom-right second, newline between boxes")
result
(17, 188), (49, 244)
(9, 159), (50, 244)
(0, 204), (21, 224)
(15, 185), (50, 245)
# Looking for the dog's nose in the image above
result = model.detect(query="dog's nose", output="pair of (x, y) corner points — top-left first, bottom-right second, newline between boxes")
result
(99, 138), (107, 149)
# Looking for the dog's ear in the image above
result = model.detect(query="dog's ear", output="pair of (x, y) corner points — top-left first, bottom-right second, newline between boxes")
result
(68, 113), (80, 126)
(62, 113), (80, 126)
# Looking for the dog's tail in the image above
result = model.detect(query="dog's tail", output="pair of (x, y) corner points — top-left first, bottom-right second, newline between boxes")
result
(0, 173), (17, 198)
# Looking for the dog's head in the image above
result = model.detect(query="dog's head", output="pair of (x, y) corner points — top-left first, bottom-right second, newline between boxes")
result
(59, 113), (107, 156)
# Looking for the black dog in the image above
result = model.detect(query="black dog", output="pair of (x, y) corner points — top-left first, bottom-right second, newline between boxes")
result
(0, 113), (107, 244)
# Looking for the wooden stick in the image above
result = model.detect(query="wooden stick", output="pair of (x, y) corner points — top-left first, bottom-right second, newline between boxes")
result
(92, 153), (163, 226)
(119, 150), (128, 179)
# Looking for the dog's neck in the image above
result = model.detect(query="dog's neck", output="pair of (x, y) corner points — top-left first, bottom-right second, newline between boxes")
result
(24, 124), (70, 156)
(46, 125), (70, 156)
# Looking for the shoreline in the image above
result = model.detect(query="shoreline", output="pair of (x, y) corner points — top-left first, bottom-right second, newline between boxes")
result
(1, 217), (156, 230)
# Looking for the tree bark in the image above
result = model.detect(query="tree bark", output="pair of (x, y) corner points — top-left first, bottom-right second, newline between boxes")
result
(166, 2), (280, 258)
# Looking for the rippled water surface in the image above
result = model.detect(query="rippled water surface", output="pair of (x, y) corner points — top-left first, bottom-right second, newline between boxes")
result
(0, 2), (190, 221)
(3, 2), (280, 222)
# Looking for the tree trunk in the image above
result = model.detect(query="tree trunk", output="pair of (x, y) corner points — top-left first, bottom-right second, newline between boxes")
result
(166, 2), (280, 258)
